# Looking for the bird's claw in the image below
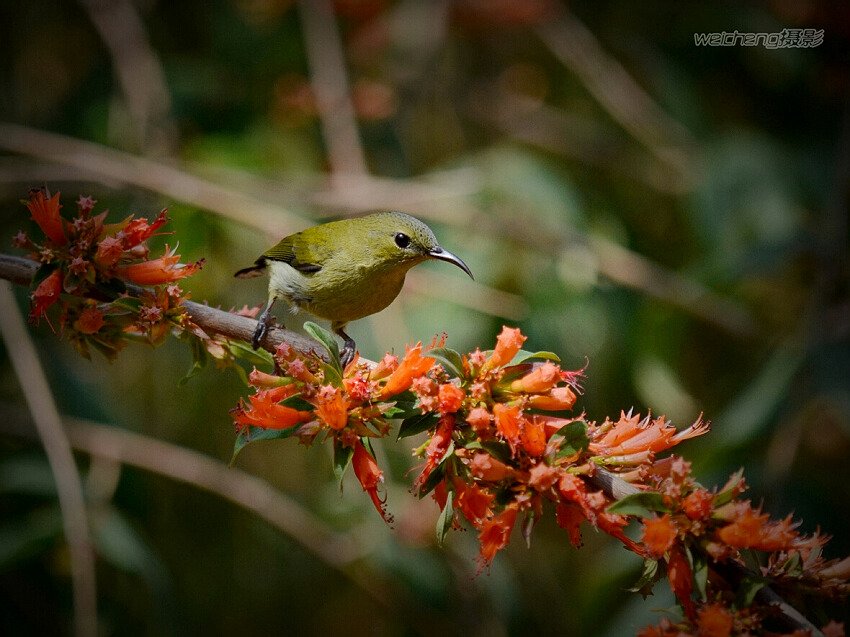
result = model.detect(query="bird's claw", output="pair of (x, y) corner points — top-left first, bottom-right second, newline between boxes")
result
(340, 338), (356, 369)
(252, 311), (274, 350)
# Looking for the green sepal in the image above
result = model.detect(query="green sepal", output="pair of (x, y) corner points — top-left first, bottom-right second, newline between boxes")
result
(332, 438), (354, 493)
(178, 333), (208, 387)
(230, 424), (302, 465)
(427, 347), (464, 378)
(436, 489), (454, 547)
(627, 558), (660, 598)
(111, 297), (144, 312)
(397, 411), (439, 440)
(735, 575), (768, 608)
(606, 491), (670, 518)
(303, 321), (341, 373)
(552, 421), (590, 459)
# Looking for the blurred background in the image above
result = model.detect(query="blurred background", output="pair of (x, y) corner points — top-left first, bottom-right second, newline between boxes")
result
(0, 1), (848, 635)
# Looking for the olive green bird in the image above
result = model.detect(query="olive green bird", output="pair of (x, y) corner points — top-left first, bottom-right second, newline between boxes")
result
(235, 211), (473, 366)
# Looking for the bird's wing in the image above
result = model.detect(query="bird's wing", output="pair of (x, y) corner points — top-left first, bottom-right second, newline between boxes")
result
(263, 232), (324, 273)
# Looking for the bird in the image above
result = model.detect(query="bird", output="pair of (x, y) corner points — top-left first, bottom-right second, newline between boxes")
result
(235, 211), (473, 366)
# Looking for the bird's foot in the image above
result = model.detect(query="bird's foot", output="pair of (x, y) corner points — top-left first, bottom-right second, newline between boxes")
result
(251, 310), (275, 350)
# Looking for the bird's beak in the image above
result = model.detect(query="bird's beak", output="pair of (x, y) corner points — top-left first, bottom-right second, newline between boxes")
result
(428, 246), (474, 280)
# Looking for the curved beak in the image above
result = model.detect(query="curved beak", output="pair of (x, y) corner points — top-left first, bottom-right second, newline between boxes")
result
(428, 246), (474, 280)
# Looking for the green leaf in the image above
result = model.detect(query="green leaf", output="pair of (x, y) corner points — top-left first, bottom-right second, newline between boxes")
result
(111, 297), (144, 312)
(333, 438), (354, 492)
(385, 400), (420, 421)
(280, 395), (314, 411)
(436, 489), (454, 547)
(552, 421), (590, 458)
(320, 360), (343, 388)
(230, 424), (302, 464)
(397, 412), (439, 440)
(606, 491), (671, 517)
(427, 347), (464, 378)
(227, 340), (274, 366)
(464, 440), (512, 463)
(178, 334), (208, 387)
(627, 558), (660, 598)
(692, 549), (708, 600)
(713, 468), (745, 507)
(511, 349), (560, 365)
(303, 321), (341, 373)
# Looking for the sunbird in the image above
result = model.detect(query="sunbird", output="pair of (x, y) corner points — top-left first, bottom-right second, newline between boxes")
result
(235, 211), (473, 365)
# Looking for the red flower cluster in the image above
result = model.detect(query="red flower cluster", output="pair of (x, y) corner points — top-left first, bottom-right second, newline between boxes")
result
(14, 188), (204, 358)
(231, 323), (849, 633)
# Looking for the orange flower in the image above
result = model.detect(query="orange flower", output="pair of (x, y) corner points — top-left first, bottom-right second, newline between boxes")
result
(520, 417), (547, 456)
(476, 505), (518, 572)
(716, 503), (798, 551)
(248, 368), (287, 388)
(29, 270), (63, 326)
(556, 502), (585, 547)
(119, 246), (204, 285)
(667, 547), (695, 621)
(352, 441), (392, 524)
(379, 343), (435, 398)
(95, 235), (124, 266)
(493, 403), (523, 453)
(120, 209), (170, 248)
(468, 452), (518, 482)
(26, 190), (67, 246)
(314, 387), (351, 430)
(453, 477), (494, 528)
(510, 361), (560, 393)
(465, 406), (492, 432)
(527, 386), (577, 411)
(413, 414), (455, 492)
(482, 326), (526, 372)
(641, 514), (678, 559)
(438, 383), (465, 414)
(74, 307), (105, 334)
(232, 385), (310, 431)
(590, 413), (708, 457)
(527, 462), (560, 491)
(683, 488), (714, 521)
(695, 603), (733, 637)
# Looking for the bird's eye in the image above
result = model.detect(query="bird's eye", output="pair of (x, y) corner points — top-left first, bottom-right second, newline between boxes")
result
(394, 232), (410, 249)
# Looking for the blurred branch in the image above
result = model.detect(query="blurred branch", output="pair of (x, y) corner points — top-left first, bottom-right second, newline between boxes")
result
(0, 406), (459, 637)
(296, 0), (369, 176)
(77, 0), (175, 154)
(467, 85), (692, 194)
(588, 236), (757, 338)
(0, 284), (98, 637)
(535, 10), (700, 190)
(0, 122), (307, 236)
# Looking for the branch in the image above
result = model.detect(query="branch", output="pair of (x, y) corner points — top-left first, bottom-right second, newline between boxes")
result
(0, 253), (334, 361)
